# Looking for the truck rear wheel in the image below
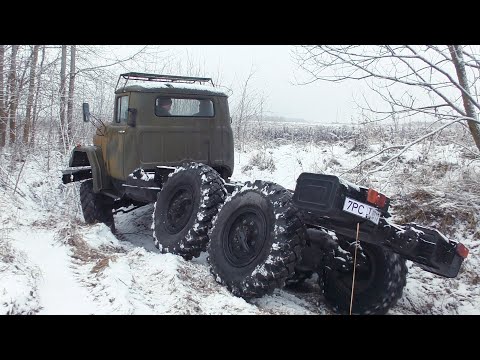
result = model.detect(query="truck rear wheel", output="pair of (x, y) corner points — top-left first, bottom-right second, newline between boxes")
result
(152, 163), (226, 260)
(79, 180), (115, 231)
(208, 181), (306, 299)
(322, 239), (407, 315)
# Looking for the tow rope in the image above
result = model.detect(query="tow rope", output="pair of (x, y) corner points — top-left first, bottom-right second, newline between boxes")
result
(349, 223), (360, 315)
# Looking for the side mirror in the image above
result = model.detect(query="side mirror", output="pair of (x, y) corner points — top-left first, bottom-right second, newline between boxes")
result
(82, 103), (90, 122)
(127, 108), (137, 127)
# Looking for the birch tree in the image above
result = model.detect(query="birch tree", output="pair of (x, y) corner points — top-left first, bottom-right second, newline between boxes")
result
(59, 45), (67, 144)
(23, 45), (39, 145)
(30, 45), (45, 146)
(8, 45), (18, 144)
(0, 45), (5, 147)
(67, 45), (76, 140)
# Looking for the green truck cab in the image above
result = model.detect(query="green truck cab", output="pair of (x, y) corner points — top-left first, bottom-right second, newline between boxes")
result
(63, 73), (234, 202)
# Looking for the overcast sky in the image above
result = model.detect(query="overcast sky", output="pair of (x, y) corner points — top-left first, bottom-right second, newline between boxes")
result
(113, 45), (361, 124)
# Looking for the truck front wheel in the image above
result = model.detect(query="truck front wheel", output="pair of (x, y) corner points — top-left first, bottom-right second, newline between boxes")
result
(79, 180), (115, 231)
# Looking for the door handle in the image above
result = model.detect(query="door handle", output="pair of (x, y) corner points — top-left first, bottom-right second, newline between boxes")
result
(118, 130), (126, 134)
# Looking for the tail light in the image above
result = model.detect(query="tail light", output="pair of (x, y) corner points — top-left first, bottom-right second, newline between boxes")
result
(456, 243), (469, 259)
(367, 188), (387, 208)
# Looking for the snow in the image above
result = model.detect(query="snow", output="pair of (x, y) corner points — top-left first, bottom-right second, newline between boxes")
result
(0, 238), (41, 315)
(122, 81), (226, 96)
(1, 131), (479, 315)
(9, 229), (97, 314)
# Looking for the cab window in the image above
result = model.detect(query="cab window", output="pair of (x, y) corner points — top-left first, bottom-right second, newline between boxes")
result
(115, 96), (129, 123)
(155, 97), (214, 117)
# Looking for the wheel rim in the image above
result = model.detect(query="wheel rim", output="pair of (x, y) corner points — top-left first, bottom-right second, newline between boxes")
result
(334, 245), (376, 294)
(165, 185), (194, 234)
(222, 206), (268, 268)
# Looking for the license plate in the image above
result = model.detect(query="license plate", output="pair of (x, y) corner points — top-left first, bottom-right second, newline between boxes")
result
(343, 197), (381, 224)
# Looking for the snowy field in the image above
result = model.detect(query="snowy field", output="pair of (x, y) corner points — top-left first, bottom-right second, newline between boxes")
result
(1, 133), (479, 315)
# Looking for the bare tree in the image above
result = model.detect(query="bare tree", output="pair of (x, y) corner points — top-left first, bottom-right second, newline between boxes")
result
(449, 45), (480, 150)
(30, 45), (46, 147)
(0, 45), (5, 147)
(0, 45), (167, 155)
(234, 69), (255, 150)
(67, 45), (76, 140)
(23, 45), (39, 145)
(294, 45), (480, 151)
(8, 45), (18, 144)
(59, 45), (67, 145)
(231, 67), (268, 151)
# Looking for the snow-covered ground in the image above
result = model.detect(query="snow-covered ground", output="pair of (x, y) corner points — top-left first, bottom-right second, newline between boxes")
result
(1, 136), (479, 315)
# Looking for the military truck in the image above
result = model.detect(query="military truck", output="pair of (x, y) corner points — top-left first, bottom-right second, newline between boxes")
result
(62, 72), (469, 315)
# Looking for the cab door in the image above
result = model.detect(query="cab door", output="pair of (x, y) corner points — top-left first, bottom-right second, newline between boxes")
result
(106, 95), (129, 181)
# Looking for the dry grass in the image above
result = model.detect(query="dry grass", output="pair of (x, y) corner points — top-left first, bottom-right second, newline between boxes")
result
(248, 151), (276, 172)
(31, 216), (60, 229)
(90, 256), (117, 274)
(392, 189), (478, 236)
(0, 238), (15, 263)
(408, 189), (434, 202)
(431, 162), (457, 177)
(5, 302), (41, 315)
(56, 222), (116, 276)
(459, 148), (480, 160)
(176, 262), (217, 295)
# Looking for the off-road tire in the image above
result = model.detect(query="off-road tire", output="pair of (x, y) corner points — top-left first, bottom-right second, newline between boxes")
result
(322, 240), (408, 315)
(208, 180), (306, 299)
(153, 163), (227, 260)
(79, 180), (115, 230)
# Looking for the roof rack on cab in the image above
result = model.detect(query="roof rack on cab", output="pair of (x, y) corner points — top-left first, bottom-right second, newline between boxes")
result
(116, 72), (214, 92)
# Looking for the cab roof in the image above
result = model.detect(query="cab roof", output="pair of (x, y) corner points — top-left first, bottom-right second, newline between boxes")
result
(115, 83), (228, 97)
(114, 72), (228, 97)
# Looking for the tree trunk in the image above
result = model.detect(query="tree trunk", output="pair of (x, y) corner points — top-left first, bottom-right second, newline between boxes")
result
(8, 45), (18, 145)
(30, 45), (46, 147)
(447, 46), (480, 151)
(0, 45), (6, 147)
(59, 45), (67, 144)
(66, 45), (76, 141)
(23, 45), (39, 145)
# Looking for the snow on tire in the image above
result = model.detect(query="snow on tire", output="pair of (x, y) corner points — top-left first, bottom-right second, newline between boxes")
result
(152, 163), (227, 260)
(79, 179), (115, 230)
(207, 180), (306, 299)
(323, 240), (408, 315)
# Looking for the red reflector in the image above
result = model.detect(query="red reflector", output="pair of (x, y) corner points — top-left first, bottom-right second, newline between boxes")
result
(367, 189), (378, 204)
(377, 193), (387, 208)
(456, 243), (469, 258)
(367, 189), (387, 208)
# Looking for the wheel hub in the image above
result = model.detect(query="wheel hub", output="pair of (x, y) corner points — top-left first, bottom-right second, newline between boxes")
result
(223, 207), (267, 268)
(165, 187), (194, 234)
(333, 243), (376, 294)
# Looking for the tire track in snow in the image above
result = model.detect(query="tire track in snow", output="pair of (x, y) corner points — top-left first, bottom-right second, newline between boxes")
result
(9, 226), (98, 314)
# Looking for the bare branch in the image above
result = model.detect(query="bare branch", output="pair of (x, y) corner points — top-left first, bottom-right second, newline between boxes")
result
(358, 117), (479, 179)
(340, 145), (406, 176)
(406, 45), (480, 111)
(75, 46), (149, 75)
